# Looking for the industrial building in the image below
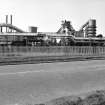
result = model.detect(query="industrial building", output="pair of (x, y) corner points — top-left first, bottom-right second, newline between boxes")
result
(0, 15), (104, 46)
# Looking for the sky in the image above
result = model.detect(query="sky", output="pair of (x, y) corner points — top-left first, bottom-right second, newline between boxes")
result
(0, 0), (105, 35)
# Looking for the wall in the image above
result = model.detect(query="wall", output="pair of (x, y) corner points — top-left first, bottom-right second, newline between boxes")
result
(0, 46), (105, 58)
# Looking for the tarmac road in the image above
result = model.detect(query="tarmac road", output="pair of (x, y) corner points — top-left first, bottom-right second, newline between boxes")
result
(0, 60), (105, 105)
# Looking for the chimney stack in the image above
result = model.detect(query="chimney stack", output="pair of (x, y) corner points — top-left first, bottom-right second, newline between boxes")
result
(6, 15), (8, 32)
(10, 15), (12, 25)
(6, 15), (8, 24)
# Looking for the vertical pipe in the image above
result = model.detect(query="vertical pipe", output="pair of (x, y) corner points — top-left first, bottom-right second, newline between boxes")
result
(10, 15), (12, 32)
(6, 15), (8, 32)
(6, 15), (8, 24)
(10, 15), (12, 25)
(1, 27), (2, 33)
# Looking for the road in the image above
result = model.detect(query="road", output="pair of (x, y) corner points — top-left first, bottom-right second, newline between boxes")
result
(0, 60), (105, 105)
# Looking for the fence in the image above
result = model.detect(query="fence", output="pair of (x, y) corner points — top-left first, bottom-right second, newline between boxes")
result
(0, 46), (105, 58)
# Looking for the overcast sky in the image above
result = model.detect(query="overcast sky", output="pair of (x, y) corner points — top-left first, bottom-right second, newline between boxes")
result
(0, 0), (105, 35)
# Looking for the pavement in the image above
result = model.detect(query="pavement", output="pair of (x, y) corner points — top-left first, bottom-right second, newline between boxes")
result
(0, 60), (105, 105)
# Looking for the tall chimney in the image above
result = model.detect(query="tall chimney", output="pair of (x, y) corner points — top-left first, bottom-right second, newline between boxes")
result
(6, 15), (8, 24)
(6, 15), (8, 32)
(10, 15), (12, 25)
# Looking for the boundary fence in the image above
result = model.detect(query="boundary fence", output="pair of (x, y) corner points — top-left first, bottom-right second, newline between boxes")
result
(0, 46), (105, 57)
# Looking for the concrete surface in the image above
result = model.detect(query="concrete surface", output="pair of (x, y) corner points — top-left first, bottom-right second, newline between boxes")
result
(0, 60), (105, 105)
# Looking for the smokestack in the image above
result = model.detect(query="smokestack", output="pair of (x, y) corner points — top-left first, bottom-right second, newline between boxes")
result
(6, 15), (8, 24)
(6, 15), (8, 32)
(10, 15), (13, 32)
(10, 15), (12, 25)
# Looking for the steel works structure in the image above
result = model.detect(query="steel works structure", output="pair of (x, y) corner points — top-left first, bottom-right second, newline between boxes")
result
(0, 15), (104, 47)
(0, 15), (104, 59)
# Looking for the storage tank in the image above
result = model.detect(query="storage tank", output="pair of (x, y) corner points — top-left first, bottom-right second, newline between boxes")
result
(87, 19), (96, 37)
(29, 26), (37, 33)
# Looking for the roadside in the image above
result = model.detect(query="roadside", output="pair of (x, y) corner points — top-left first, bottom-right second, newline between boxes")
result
(0, 55), (105, 66)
